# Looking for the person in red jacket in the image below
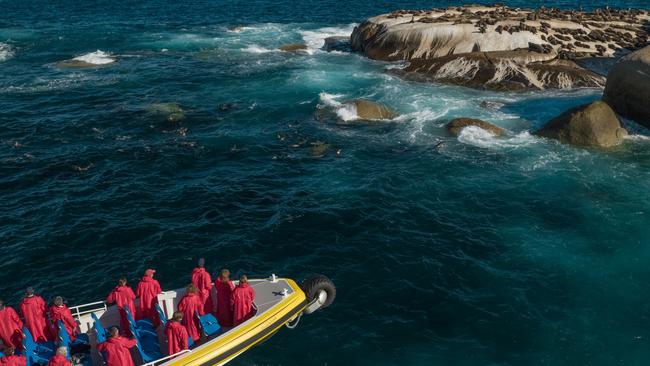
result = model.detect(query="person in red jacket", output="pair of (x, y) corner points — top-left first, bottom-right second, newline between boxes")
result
(165, 311), (189, 356)
(96, 327), (137, 366)
(0, 300), (23, 349)
(47, 347), (71, 366)
(0, 347), (26, 366)
(231, 275), (255, 326)
(177, 284), (203, 342)
(136, 269), (161, 326)
(106, 278), (136, 335)
(214, 269), (235, 328)
(48, 296), (78, 341)
(191, 258), (213, 314)
(20, 287), (52, 342)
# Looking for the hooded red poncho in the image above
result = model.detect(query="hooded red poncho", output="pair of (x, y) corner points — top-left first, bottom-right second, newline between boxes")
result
(165, 321), (189, 356)
(48, 305), (77, 341)
(106, 285), (136, 335)
(136, 276), (161, 323)
(20, 295), (52, 342)
(177, 292), (203, 342)
(214, 278), (235, 327)
(97, 336), (137, 366)
(0, 306), (23, 348)
(191, 267), (213, 314)
(231, 283), (255, 326)
(47, 354), (71, 366)
(0, 354), (27, 366)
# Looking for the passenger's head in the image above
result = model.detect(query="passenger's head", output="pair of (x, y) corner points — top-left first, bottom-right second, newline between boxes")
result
(172, 311), (183, 322)
(4, 347), (14, 356)
(145, 269), (156, 278)
(239, 275), (248, 284)
(53, 296), (64, 307)
(198, 258), (205, 268)
(109, 326), (120, 338)
(118, 277), (127, 286)
(220, 269), (230, 281)
(56, 346), (68, 357)
(25, 287), (35, 297)
(187, 284), (198, 294)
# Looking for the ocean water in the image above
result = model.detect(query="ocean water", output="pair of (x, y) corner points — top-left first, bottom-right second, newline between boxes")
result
(2, 0), (650, 365)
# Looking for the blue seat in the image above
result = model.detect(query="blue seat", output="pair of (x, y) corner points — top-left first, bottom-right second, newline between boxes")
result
(124, 307), (162, 363)
(91, 313), (107, 344)
(154, 303), (167, 327)
(195, 311), (221, 337)
(22, 327), (55, 366)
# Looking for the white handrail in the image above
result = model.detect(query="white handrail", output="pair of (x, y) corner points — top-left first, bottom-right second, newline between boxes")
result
(141, 349), (191, 366)
(69, 301), (107, 320)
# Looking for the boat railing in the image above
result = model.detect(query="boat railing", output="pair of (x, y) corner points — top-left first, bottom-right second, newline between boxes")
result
(142, 350), (191, 366)
(69, 300), (107, 320)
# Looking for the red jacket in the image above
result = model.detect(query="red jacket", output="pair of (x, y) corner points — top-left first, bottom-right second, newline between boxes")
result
(215, 278), (235, 327)
(106, 285), (136, 316)
(0, 355), (26, 366)
(21, 295), (52, 342)
(0, 306), (23, 348)
(48, 305), (77, 341)
(177, 293), (203, 342)
(47, 355), (71, 366)
(231, 283), (255, 326)
(165, 321), (189, 356)
(191, 268), (213, 313)
(136, 276), (161, 321)
(97, 336), (137, 366)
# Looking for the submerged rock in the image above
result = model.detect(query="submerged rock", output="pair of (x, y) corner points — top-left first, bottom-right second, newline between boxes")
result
(534, 101), (627, 147)
(345, 99), (396, 120)
(279, 44), (308, 52)
(146, 103), (186, 123)
(310, 141), (330, 157)
(446, 118), (505, 136)
(56, 50), (117, 69)
(603, 45), (650, 128)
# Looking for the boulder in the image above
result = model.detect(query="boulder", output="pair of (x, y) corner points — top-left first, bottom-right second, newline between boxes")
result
(279, 44), (308, 52)
(446, 118), (505, 136)
(346, 99), (396, 120)
(323, 36), (351, 52)
(603, 45), (650, 128)
(534, 101), (628, 147)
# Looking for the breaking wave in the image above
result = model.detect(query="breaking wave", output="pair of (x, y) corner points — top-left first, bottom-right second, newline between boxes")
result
(0, 43), (14, 62)
(73, 50), (116, 65)
(300, 24), (354, 52)
(457, 125), (536, 149)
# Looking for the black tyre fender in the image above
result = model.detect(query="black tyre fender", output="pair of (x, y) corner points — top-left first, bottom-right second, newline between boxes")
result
(301, 274), (336, 309)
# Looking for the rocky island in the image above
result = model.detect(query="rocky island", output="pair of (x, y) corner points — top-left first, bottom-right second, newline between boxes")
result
(351, 5), (649, 90)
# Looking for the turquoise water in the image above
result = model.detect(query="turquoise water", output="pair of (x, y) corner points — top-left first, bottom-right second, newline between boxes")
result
(2, 1), (650, 365)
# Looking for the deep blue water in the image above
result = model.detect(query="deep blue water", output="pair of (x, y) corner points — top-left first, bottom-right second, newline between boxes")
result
(2, 1), (650, 365)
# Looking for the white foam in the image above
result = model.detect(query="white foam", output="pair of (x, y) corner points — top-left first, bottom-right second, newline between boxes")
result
(242, 44), (275, 54)
(0, 43), (14, 62)
(73, 50), (116, 65)
(300, 24), (355, 52)
(318, 92), (360, 122)
(625, 134), (650, 141)
(457, 126), (535, 149)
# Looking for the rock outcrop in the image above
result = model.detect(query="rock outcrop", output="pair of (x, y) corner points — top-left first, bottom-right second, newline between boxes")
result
(534, 101), (628, 147)
(446, 118), (505, 136)
(403, 49), (605, 90)
(347, 99), (396, 120)
(279, 44), (308, 52)
(351, 5), (649, 90)
(603, 45), (650, 128)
